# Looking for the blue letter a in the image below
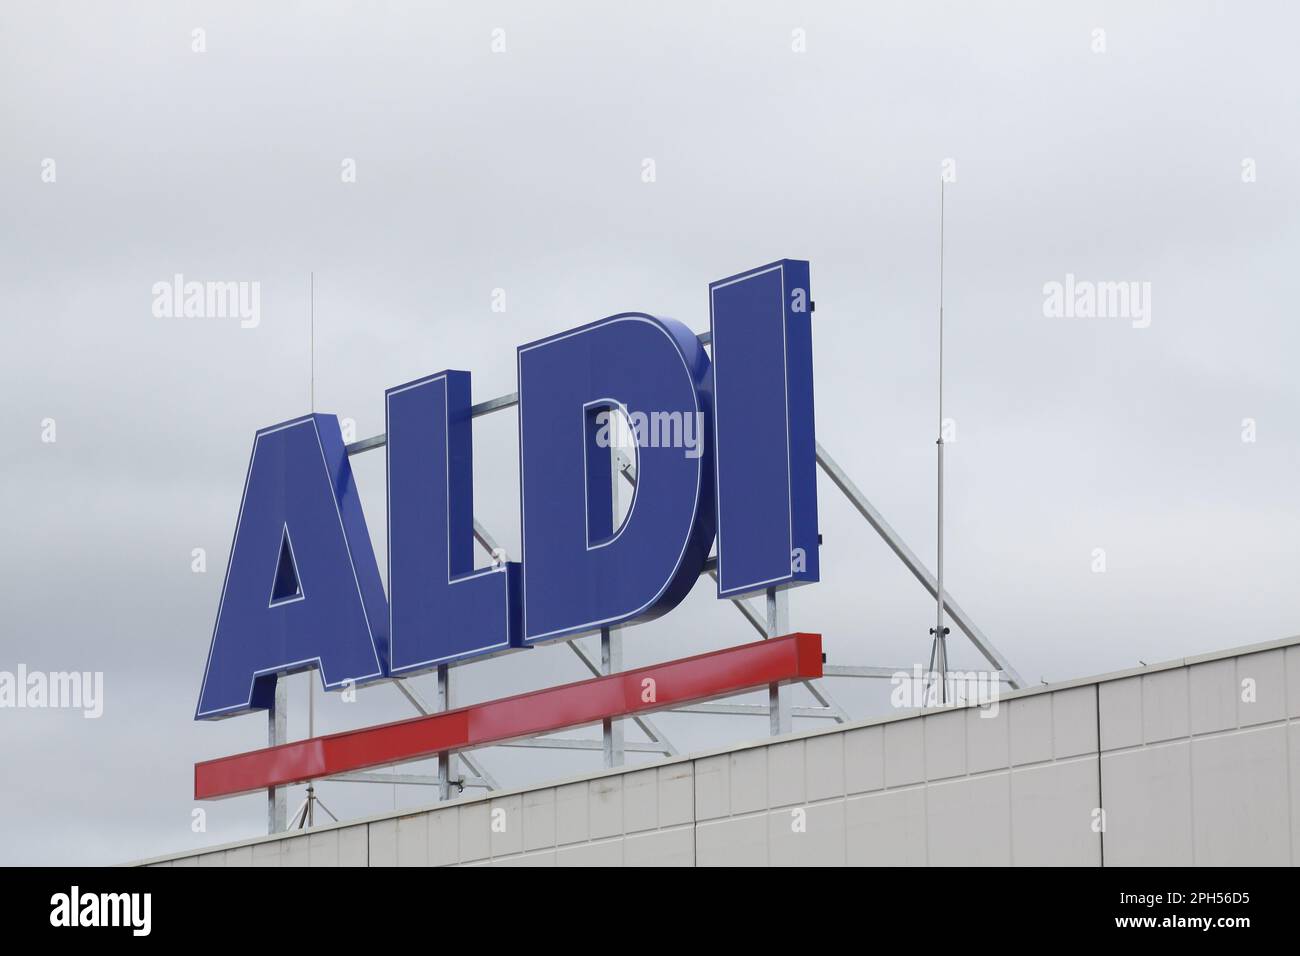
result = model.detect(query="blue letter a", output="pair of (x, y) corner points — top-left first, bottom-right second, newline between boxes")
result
(195, 414), (389, 719)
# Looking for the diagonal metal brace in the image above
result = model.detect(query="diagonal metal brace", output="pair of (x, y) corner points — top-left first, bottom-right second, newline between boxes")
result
(815, 441), (1024, 688)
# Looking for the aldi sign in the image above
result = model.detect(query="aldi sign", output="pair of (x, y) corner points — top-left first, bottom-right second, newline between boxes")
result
(195, 260), (821, 726)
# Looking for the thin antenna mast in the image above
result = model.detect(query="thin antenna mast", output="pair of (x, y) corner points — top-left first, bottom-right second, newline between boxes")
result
(288, 270), (338, 829)
(927, 180), (950, 705)
(310, 271), (315, 413)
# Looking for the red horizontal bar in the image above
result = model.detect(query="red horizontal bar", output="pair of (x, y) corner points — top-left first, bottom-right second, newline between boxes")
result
(195, 632), (822, 800)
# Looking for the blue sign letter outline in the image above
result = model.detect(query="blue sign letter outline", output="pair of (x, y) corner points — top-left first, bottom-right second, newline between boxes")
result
(517, 313), (714, 644)
(386, 371), (522, 674)
(709, 259), (820, 598)
(195, 414), (389, 720)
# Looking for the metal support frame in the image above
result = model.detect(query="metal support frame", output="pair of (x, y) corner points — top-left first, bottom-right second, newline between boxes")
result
(813, 442), (1024, 688)
(824, 663), (1012, 682)
(562, 635), (677, 755)
(298, 327), (1024, 805)
(602, 444), (625, 768)
(601, 627), (624, 767)
(287, 670), (337, 829)
(766, 588), (792, 735)
(326, 770), (489, 788)
(267, 680), (287, 833)
(384, 677), (500, 788)
(287, 783), (338, 830)
(493, 737), (668, 753)
(435, 664), (456, 800)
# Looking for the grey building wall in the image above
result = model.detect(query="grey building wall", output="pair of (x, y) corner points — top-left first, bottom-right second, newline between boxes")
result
(139, 635), (1300, 866)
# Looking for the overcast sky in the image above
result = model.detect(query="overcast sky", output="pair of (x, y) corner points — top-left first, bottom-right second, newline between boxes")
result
(2, 1), (1297, 865)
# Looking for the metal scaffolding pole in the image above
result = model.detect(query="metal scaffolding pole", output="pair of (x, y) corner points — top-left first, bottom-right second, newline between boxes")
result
(267, 680), (287, 834)
(767, 587), (792, 735)
(601, 627), (625, 767)
(435, 664), (456, 800)
(602, 437), (625, 768)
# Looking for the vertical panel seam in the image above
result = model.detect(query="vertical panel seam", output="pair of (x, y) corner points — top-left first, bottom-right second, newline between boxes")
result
(1095, 684), (1105, 868)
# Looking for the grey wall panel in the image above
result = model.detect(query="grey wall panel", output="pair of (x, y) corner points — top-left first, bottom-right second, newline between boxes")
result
(927, 773), (1012, 866)
(554, 781), (589, 845)
(338, 825), (368, 867)
(696, 814), (766, 866)
(1099, 676), (1143, 751)
(458, 801), (491, 863)
(924, 710), (967, 781)
(427, 805), (459, 866)
(226, 844), (253, 866)
(966, 703), (1009, 774)
(623, 768), (661, 833)
(1289, 725), (1300, 857)
(1237, 649), (1286, 727)
(250, 840), (280, 867)
(1053, 687), (1099, 758)
(623, 827), (694, 867)
(767, 739), (807, 808)
(1286, 646), (1300, 719)
(305, 829), (338, 868)
(555, 839), (622, 867)
(768, 802), (846, 867)
(395, 813), (427, 867)
(1189, 726), (1289, 865)
(805, 732), (846, 803)
(657, 764), (694, 827)
(282, 834), (309, 867)
(588, 777), (623, 840)
(729, 747), (768, 815)
(1101, 743), (1194, 866)
(845, 788), (927, 865)
(1009, 694), (1053, 766)
(693, 753), (730, 821)
(884, 719), (925, 787)
(844, 724), (885, 794)
(1010, 758), (1101, 866)
(490, 794), (524, 857)
(522, 787), (556, 852)
(367, 818), (396, 867)
(1190, 658), (1238, 735)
